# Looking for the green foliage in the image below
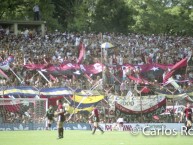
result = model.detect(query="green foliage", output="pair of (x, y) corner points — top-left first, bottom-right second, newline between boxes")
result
(39, 0), (61, 31)
(0, 0), (61, 31)
(66, 0), (92, 32)
(1, 0), (193, 35)
(92, 0), (134, 33)
(126, 0), (193, 35)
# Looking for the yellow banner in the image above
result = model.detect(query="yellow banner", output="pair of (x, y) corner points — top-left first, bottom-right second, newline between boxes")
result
(66, 105), (94, 114)
(72, 95), (104, 104)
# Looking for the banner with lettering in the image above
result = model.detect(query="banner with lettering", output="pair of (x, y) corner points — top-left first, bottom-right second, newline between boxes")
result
(115, 95), (166, 122)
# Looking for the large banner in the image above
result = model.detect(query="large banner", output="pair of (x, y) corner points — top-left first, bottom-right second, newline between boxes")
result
(24, 63), (104, 75)
(115, 95), (166, 122)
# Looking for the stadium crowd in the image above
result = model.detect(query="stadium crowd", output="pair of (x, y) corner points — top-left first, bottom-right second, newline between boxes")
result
(1, 26), (193, 124)
(1, 26), (193, 91)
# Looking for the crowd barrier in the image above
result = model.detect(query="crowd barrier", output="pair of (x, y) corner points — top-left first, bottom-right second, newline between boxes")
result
(0, 123), (91, 131)
(0, 123), (187, 131)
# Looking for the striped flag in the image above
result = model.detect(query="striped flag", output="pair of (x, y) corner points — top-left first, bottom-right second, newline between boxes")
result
(0, 55), (14, 70)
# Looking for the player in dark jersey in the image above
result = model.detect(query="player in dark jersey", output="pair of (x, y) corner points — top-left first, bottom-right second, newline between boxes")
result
(184, 103), (192, 132)
(89, 107), (104, 135)
(55, 100), (66, 139)
(45, 105), (54, 130)
(181, 103), (192, 133)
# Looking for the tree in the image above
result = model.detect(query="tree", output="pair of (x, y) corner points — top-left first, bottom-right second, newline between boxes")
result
(126, 0), (193, 35)
(92, 0), (135, 33)
(1, 0), (193, 35)
(0, 0), (60, 31)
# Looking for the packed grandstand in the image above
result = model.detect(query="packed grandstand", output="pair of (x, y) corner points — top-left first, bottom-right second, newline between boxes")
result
(0, 26), (193, 125)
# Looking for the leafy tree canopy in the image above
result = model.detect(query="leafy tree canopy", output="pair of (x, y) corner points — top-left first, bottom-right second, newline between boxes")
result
(1, 0), (193, 35)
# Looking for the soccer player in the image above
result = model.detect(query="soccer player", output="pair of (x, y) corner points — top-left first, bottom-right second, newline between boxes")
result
(55, 100), (66, 139)
(89, 107), (104, 135)
(181, 103), (192, 133)
(45, 105), (54, 130)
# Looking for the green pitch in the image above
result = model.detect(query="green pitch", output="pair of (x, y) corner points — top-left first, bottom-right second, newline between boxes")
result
(0, 130), (192, 145)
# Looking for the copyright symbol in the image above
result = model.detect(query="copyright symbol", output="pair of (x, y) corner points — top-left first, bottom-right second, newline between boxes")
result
(130, 127), (139, 136)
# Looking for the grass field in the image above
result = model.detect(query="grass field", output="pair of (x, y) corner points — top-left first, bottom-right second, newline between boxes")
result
(0, 130), (192, 145)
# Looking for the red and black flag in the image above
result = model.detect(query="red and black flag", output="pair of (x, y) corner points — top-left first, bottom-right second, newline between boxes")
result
(163, 58), (187, 82)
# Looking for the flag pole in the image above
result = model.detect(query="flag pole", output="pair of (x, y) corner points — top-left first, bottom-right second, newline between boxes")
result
(9, 68), (22, 83)
(63, 96), (71, 104)
(134, 83), (143, 122)
(37, 70), (51, 83)
(66, 86), (77, 121)
(104, 85), (114, 122)
(164, 87), (178, 123)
